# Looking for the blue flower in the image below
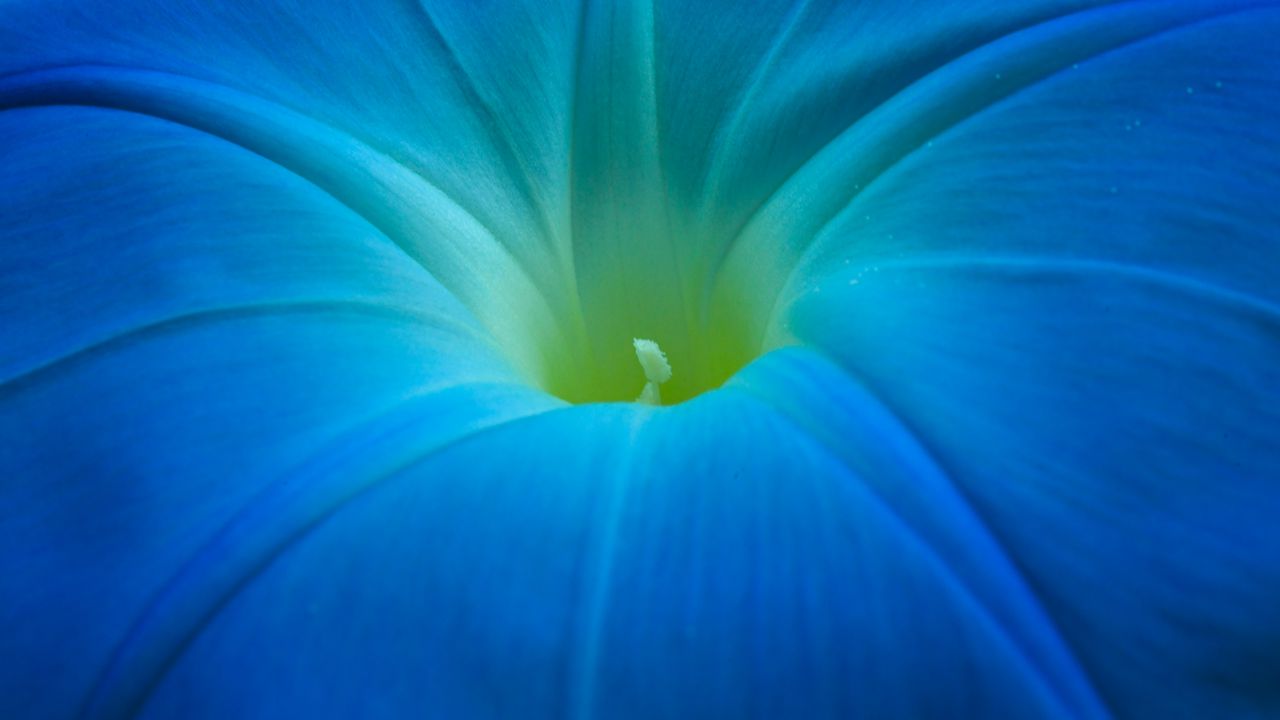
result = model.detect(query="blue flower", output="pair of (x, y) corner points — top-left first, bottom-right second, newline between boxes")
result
(2, 0), (1278, 717)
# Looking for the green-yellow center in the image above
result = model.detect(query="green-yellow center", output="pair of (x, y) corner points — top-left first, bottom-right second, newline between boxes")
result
(465, 227), (767, 407)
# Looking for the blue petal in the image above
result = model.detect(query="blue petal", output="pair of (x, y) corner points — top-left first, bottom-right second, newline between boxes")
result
(0, 0), (576, 256)
(708, 0), (1273, 331)
(2, 0), (1278, 717)
(120, 355), (1099, 718)
(0, 0), (584, 361)
(776, 6), (1280, 714)
(0, 105), (559, 718)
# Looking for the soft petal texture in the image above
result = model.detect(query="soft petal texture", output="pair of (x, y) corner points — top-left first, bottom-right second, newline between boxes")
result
(129, 355), (1100, 718)
(0, 105), (558, 718)
(793, 263), (1280, 716)
(1, 0), (1278, 719)
(777, 5), (1280, 716)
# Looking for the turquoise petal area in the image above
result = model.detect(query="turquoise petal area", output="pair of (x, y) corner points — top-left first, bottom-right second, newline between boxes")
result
(0, 0), (577, 272)
(126, 356), (1097, 718)
(0, 0), (583, 380)
(2, 0), (1279, 717)
(0, 107), (488, 380)
(0, 106), (559, 718)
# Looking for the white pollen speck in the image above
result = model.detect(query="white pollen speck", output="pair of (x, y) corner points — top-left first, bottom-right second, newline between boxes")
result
(633, 338), (671, 384)
(1215, 80), (1223, 89)
(1186, 86), (1195, 94)
(633, 338), (671, 405)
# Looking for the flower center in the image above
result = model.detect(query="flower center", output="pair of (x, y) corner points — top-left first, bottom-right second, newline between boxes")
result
(474, 235), (764, 407)
(525, 268), (760, 406)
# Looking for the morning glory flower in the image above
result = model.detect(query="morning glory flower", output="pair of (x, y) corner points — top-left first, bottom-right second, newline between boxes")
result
(2, 0), (1278, 717)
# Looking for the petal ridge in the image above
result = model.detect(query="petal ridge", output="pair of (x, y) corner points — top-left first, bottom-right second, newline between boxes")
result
(84, 387), (568, 720)
(0, 64), (569, 373)
(0, 301), (485, 393)
(706, 0), (1272, 340)
(726, 350), (1111, 718)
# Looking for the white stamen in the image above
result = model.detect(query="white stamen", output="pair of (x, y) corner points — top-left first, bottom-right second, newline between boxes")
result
(633, 338), (671, 405)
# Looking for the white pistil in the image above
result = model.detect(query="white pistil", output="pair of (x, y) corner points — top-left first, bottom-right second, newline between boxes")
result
(633, 338), (672, 406)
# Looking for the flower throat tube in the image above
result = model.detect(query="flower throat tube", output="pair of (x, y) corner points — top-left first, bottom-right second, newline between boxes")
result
(2, 0), (1280, 718)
